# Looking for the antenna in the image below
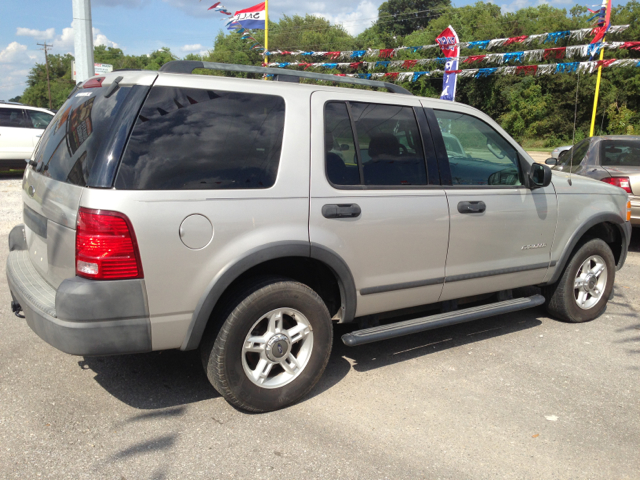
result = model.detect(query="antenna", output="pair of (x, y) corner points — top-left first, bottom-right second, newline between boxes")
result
(37, 42), (53, 110)
(568, 71), (581, 187)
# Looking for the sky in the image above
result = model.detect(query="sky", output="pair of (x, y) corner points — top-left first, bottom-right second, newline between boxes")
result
(0, 0), (609, 100)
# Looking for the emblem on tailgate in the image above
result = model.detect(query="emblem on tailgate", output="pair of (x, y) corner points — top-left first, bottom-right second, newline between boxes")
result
(521, 243), (547, 250)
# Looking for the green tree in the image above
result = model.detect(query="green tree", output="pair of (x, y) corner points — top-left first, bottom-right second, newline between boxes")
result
(377, 0), (451, 36)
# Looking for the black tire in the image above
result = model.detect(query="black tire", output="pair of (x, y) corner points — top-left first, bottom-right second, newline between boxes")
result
(543, 238), (615, 323)
(200, 276), (333, 412)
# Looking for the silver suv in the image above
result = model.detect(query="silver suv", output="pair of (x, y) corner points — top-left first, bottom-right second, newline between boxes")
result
(6, 63), (632, 412)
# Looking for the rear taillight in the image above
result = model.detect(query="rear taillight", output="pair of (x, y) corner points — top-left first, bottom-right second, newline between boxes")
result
(627, 201), (632, 222)
(601, 176), (632, 194)
(76, 207), (143, 280)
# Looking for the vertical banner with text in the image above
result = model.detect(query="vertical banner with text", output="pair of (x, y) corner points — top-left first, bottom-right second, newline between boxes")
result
(436, 26), (460, 102)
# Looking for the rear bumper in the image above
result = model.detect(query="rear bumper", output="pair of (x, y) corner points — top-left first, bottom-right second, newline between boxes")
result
(6, 225), (152, 356)
(630, 195), (640, 226)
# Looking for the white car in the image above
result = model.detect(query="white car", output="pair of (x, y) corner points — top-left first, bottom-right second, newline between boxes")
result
(0, 102), (55, 170)
(551, 145), (572, 158)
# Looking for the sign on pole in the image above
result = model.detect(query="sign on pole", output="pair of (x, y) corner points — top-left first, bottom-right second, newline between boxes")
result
(72, 61), (113, 81)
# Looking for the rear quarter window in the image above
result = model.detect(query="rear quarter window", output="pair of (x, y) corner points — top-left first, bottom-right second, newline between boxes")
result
(115, 86), (286, 190)
(33, 85), (136, 186)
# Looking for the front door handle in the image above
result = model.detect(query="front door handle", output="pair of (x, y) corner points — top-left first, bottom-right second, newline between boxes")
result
(457, 201), (486, 214)
(322, 204), (361, 219)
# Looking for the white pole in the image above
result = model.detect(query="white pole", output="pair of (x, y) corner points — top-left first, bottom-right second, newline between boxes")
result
(72, 0), (95, 82)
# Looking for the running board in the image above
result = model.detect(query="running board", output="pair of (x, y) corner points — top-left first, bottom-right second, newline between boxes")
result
(341, 294), (545, 347)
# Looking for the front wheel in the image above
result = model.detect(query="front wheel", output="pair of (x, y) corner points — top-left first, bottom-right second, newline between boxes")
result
(544, 238), (615, 323)
(201, 277), (333, 412)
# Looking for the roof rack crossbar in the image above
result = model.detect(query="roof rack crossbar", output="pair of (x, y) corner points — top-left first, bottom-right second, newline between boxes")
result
(158, 60), (413, 95)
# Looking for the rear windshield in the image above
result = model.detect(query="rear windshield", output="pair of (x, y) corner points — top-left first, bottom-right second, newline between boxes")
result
(600, 140), (640, 167)
(33, 85), (134, 186)
(115, 86), (285, 190)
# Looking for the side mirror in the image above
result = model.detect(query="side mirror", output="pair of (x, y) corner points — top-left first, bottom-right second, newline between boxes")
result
(340, 144), (350, 151)
(529, 163), (552, 189)
(545, 158), (557, 166)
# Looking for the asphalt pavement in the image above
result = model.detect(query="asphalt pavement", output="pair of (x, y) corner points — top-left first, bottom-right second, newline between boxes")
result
(1, 175), (639, 479)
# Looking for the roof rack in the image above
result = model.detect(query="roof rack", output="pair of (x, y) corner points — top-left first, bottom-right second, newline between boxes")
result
(158, 60), (413, 96)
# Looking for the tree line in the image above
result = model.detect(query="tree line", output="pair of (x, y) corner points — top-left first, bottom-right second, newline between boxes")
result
(13, 0), (640, 147)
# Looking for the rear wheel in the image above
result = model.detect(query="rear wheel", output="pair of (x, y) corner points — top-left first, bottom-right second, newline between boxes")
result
(544, 238), (615, 323)
(201, 276), (333, 412)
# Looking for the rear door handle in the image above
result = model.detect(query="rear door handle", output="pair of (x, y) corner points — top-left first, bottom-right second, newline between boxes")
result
(457, 201), (486, 214)
(322, 204), (361, 219)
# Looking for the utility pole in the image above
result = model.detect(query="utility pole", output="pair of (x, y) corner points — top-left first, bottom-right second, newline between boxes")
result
(72, 0), (95, 82)
(37, 42), (53, 110)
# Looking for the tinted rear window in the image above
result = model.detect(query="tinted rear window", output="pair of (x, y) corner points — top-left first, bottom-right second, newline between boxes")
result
(600, 140), (640, 167)
(115, 86), (286, 190)
(33, 85), (134, 185)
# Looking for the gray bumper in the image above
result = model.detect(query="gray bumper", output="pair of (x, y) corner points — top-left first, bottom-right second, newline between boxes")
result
(6, 225), (151, 356)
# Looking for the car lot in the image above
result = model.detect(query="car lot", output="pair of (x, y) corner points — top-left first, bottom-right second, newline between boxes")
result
(1, 173), (639, 479)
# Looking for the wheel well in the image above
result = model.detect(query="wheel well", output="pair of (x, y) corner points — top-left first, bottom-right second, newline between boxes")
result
(581, 222), (623, 265)
(206, 257), (342, 335)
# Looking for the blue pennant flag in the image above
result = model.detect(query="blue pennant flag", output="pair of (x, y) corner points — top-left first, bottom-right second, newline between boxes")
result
(503, 52), (524, 63)
(412, 71), (428, 82)
(410, 46), (423, 53)
(324, 63), (338, 69)
(555, 62), (579, 73)
(476, 68), (497, 78)
(468, 40), (490, 50)
(545, 31), (571, 44)
(375, 61), (390, 68)
(351, 50), (366, 58)
(277, 63), (290, 68)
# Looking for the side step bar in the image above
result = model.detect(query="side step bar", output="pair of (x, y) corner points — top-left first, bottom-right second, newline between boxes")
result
(342, 294), (545, 347)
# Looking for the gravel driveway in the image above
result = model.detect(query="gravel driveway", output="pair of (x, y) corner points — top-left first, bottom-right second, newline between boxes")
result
(1, 173), (639, 479)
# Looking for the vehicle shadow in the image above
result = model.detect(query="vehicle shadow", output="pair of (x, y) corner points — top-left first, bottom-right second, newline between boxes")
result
(306, 308), (543, 401)
(78, 349), (220, 410)
(80, 309), (545, 410)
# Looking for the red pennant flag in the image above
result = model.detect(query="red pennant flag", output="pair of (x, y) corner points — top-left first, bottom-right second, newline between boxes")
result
(402, 60), (418, 69)
(379, 49), (395, 59)
(596, 59), (616, 68)
(543, 47), (566, 60)
(349, 62), (363, 69)
(622, 41), (640, 51)
(384, 72), (399, 80)
(324, 52), (340, 60)
(516, 65), (538, 76)
(504, 35), (527, 46)
(208, 2), (221, 10)
(463, 55), (486, 64)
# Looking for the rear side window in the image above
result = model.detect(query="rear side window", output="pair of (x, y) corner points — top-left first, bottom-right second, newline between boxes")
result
(324, 101), (427, 187)
(115, 87), (286, 190)
(0, 108), (29, 128)
(600, 140), (640, 167)
(32, 85), (135, 186)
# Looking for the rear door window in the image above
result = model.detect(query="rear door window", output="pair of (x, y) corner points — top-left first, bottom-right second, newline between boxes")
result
(0, 108), (29, 128)
(115, 87), (286, 190)
(324, 101), (428, 187)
